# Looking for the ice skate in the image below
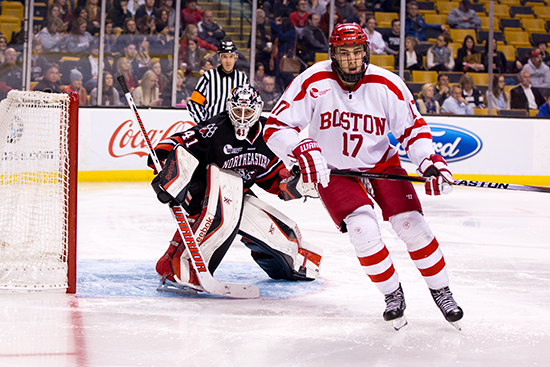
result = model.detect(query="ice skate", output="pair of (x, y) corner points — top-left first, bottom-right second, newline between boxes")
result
(430, 286), (464, 330)
(383, 283), (408, 330)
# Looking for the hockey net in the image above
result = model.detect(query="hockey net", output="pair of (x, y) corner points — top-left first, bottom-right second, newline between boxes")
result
(0, 90), (78, 293)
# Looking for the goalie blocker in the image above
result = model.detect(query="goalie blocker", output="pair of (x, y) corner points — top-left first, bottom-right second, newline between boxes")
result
(153, 146), (323, 289)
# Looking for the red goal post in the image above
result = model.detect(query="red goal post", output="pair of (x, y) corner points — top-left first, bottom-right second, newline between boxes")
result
(0, 90), (78, 293)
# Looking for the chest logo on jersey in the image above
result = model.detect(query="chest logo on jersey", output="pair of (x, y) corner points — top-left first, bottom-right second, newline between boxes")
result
(319, 110), (386, 135)
(310, 87), (332, 98)
(223, 144), (243, 155)
(234, 168), (256, 182)
(199, 123), (217, 138)
(221, 152), (270, 170)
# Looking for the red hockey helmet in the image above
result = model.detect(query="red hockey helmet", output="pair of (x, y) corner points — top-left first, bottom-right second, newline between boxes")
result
(329, 23), (370, 83)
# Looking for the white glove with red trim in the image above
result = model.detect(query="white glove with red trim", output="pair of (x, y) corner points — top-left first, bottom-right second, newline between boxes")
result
(417, 154), (454, 196)
(292, 138), (330, 188)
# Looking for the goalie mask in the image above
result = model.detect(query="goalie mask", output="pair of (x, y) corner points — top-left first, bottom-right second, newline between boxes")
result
(329, 23), (370, 83)
(227, 84), (263, 140)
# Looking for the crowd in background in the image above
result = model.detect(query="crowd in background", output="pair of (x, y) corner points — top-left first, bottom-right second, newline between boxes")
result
(0, 0), (549, 116)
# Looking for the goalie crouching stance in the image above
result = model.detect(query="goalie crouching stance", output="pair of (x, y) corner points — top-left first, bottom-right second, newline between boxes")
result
(148, 84), (322, 291)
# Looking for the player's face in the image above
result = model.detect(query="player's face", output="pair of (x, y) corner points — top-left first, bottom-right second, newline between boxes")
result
(220, 53), (237, 73)
(334, 45), (365, 75)
(231, 107), (255, 119)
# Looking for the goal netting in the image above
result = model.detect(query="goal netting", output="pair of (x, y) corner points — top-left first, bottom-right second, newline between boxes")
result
(0, 90), (78, 292)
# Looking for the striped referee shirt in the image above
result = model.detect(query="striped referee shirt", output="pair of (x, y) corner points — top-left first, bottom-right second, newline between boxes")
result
(187, 66), (249, 123)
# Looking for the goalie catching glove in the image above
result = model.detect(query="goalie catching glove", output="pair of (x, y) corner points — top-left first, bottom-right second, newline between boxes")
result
(278, 166), (319, 201)
(417, 154), (454, 196)
(291, 138), (330, 188)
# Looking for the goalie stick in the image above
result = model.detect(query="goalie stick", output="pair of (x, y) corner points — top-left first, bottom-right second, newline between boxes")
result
(331, 169), (550, 194)
(117, 76), (259, 299)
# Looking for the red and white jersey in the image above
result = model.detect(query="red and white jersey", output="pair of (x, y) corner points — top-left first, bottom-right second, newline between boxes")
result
(264, 61), (435, 172)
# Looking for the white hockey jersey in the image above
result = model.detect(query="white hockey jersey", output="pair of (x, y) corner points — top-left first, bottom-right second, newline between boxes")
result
(265, 61), (435, 172)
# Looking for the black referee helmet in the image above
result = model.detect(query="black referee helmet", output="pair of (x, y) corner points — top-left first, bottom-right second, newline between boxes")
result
(218, 40), (238, 54)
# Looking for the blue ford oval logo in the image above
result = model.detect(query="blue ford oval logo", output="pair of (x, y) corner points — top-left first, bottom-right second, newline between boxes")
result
(389, 124), (482, 163)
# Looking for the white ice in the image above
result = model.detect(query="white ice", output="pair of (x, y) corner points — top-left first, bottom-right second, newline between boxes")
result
(1, 182), (550, 366)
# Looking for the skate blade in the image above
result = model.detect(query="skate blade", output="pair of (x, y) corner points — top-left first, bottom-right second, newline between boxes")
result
(448, 320), (462, 331)
(390, 316), (408, 331)
(157, 279), (198, 295)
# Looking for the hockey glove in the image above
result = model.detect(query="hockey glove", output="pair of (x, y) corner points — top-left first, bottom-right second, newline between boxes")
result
(278, 166), (319, 201)
(417, 154), (454, 196)
(291, 138), (330, 188)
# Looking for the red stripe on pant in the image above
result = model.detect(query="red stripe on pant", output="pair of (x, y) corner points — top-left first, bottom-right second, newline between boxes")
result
(358, 246), (395, 283)
(418, 257), (446, 277)
(408, 238), (439, 260)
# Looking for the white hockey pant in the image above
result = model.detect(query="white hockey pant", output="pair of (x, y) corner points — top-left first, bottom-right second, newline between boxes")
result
(345, 206), (449, 295)
(239, 195), (323, 281)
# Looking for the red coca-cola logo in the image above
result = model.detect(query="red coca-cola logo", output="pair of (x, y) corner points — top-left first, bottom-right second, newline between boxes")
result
(108, 119), (196, 158)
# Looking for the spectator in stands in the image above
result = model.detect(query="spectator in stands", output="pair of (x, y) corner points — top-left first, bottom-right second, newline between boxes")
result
(183, 38), (208, 73)
(300, 13), (328, 64)
(536, 90), (550, 117)
(30, 38), (49, 82)
(0, 36), (7, 65)
(254, 62), (266, 91)
(199, 57), (215, 75)
(0, 48), (22, 101)
(417, 83), (440, 114)
(426, 34), (453, 71)
(271, 0), (294, 19)
(335, 0), (358, 23)
(133, 35), (152, 78)
(150, 61), (169, 96)
(486, 74), (510, 111)
(53, 0), (72, 27)
(108, 0), (133, 30)
(260, 76), (281, 112)
(447, 0), (481, 30)
(405, 1), (446, 42)
(181, 24), (217, 52)
(307, 0), (326, 18)
(42, 4), (63, 30)
(454, 35), (483, 72)
(103, 19), (117, 55)
(384, 19), (400, 57)
(403, 36), (423, 70)
(537, 42), (550, 68)
(434, 73), (450, 105)
(459, 73), (484, 108)
(134, 69), (161, 106)
(114, 56), (138, 102)
(197, 10), (226, 48)
(156, 8), (171, 33)
(63, 69), (88, 105)
(363, 16), (385, 55)
(86, 0), (101, 33)
(159, 0), (176, 33)
(70, 6), (99, 35)
(162, 69), (191, 107)
(523, 49), (550, 88)
(78, 38), (109, 92)
(290, 0), (310, 35)
(36, 18), (66, 54)
(149, 23), (174, 70)
(511, 69), (545, 111)
(271, 17), (299, 90)
(137, 15), (156, 36)
(33, 63), (62, 93)
(320, 3), (343, 38)
(64, 18), (94, 54)
(441, 85), (474, 115)
(135, 0), (158, 24)
(482, 39), (507, 74)
(90, 71), (122, 106)
(181, 0), (203, 30)
(248, 9), (273, 74)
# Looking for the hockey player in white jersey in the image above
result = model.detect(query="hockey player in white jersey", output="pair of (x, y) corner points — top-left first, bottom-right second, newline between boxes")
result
(264, 23), (463, 329)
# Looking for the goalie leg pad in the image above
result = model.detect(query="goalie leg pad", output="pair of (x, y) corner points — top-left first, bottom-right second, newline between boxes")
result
(239, 195), (323, 281)
(170, 165), (245, 288)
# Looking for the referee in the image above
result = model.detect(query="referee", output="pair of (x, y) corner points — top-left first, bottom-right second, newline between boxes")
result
(187, 40), (249, 123)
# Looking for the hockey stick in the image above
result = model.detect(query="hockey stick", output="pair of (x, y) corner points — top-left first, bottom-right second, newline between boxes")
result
(331, 169), (550, 194)
(117, 76), (259, 299)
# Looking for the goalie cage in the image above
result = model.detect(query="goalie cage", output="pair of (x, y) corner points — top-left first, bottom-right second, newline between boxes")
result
(0, 90), (78, 293)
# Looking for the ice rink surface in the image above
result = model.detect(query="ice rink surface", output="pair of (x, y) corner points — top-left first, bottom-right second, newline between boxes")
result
(1, 181), (550, 366)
